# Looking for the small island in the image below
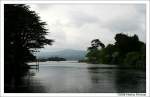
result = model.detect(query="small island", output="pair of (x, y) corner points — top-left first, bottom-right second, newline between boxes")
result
(39, 57), (66, 62)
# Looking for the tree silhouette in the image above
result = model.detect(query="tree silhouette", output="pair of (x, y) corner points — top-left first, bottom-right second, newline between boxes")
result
(88, 39), (105, 50)
(86, 33), (145, 69)
(115, 33), (143, 55)
(87, 39), (105, 64)
(4, 4), (53, 91)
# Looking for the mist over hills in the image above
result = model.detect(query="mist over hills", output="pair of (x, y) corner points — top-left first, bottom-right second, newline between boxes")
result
(36, 49), (87, 60)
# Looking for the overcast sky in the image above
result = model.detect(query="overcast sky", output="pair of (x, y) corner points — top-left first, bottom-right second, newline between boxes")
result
(28, 4), (146, 52)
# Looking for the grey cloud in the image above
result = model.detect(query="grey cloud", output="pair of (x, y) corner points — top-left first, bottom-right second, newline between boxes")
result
(106, 18), (143, 33)
(34, 4), (53, 10)
(102, 4), (146, 42)
(68, 11), (100, 27)
(28, 4), (146, 52)
(134, 4), (146, 15)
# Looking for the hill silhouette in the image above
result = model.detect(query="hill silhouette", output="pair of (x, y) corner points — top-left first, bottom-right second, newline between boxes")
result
(37, 49), (87, 60)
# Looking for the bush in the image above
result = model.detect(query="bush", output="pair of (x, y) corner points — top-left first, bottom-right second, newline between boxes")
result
(123, 52), (145, 69)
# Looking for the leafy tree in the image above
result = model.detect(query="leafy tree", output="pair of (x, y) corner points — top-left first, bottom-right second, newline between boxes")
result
(86, 39), (105, 64)
(91, 39), (105, 48)
(4, 4), (53, 89)
(123, 52), (145, 69)
(115, 33), (143, 55)
(114, 33), (145, 65)
(86, 33), (146, 69)
(88, 39), (105, 50)
(99, 44), (115, 64)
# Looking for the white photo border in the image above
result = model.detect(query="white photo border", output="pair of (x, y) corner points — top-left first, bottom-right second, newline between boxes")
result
(0, 0), (149, 97)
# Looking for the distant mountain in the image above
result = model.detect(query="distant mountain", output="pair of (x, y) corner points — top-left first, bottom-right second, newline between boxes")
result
(37, 49), (87, 60)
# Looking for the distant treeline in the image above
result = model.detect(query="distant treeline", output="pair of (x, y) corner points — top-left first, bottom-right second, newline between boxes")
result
(85, 33), (146, 69)
(39, 57), (66, 62)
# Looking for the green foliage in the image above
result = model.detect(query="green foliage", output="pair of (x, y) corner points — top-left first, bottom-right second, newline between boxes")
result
(86, 49), (101, 64)
(123, 44), (146, 69)
(115, 33), (142, 55)
(86, 39), (105, 64)
(99, 44), (115, 64)
(88, 39), (105, 51)
(86, 33), (146, 69)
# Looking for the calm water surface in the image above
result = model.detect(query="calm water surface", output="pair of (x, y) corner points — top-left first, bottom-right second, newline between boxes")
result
(26, 61), (146, 93)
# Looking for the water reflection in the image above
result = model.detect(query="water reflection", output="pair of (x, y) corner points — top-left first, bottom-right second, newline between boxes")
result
(115, 69), (146, 93)
(5, 68), (47, 93)
(33, 65), (92, 92)
(87, 67), (117, 93)
(5, 61), (146, 93)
